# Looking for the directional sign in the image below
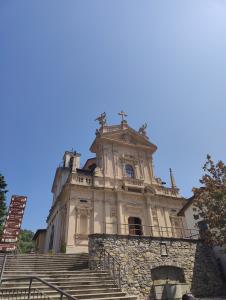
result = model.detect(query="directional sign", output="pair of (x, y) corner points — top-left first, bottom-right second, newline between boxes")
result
(0, 195), (27, 252)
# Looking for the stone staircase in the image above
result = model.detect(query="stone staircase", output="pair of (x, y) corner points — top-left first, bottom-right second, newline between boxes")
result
(0, 253), (136, 300)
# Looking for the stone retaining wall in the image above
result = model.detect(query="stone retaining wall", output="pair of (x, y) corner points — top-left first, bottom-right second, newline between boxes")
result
(89, 234), (224, 300)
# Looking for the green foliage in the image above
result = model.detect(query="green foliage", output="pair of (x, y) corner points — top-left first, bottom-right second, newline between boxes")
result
(193, 155), (226, 246)
(17, 229), (34, 253)
(0, 173), (8, 237)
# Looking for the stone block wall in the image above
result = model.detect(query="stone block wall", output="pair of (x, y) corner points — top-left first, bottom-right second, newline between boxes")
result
(89, 234), (224, 300)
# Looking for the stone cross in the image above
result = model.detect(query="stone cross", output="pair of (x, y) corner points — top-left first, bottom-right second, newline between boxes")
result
(118, 110), (128, 122)
(95, 112), (107, 127)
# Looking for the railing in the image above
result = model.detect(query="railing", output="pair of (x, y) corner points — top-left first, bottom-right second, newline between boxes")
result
(0, 254), (7, 285)
(0, 277), (79, 300)
(90, 248), (123, 289)
(154, 185), (180, 197)
(103, 223), (200, 239)
(122, 177), (144, 187)
(71, 174), (92, 186)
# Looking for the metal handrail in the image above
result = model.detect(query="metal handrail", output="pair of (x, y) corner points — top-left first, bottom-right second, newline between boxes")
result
(103, 222), (200, 239)
(99, 248), (123, 289)
(0, 276), (79, 300)
(0, 254), (7, 285)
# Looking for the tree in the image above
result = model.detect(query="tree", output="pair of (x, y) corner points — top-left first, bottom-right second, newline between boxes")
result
(17, 229), (34, 253)
(0, 173), (8, 237)
(193, 155), (226, 246)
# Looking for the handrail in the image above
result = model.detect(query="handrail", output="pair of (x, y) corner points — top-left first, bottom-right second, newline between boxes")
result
(98, 248), (124, 289)
(0, 276), (79, 300)
(0, 254), (7, 285)
(103, 222), (200, 239)
(102, 248), (122, 271)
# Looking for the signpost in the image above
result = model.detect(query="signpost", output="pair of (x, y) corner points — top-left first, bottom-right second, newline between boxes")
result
(0, 195), (27, 252)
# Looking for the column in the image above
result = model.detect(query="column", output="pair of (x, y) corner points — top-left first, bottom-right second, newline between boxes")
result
(116, 192), (123, 234)
(163, 208), (172, 237)
(145, 196), (154, 235)
(65, 201), (76, 253)
(102, 192), (106, 233)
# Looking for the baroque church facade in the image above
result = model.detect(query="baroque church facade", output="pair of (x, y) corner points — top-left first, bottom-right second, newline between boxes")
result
(44, 112), (193, 253)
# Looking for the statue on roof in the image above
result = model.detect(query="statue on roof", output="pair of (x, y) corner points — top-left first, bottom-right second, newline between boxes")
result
(138, 123), (147, 136)
(95, 112), (107, 127)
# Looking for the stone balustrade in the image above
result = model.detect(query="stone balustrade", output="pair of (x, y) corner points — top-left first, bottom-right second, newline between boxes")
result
(71, 173), (92, 186)
(122, 177), (144, 187)
(154, 185), (180, 197)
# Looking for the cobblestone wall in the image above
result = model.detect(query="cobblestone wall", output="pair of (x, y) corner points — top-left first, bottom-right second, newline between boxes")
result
(89, 234), (224, 300)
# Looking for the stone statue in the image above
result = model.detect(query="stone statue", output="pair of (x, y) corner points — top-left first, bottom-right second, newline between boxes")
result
(138, 123), (147, 136)
(95, 112), (107, 127)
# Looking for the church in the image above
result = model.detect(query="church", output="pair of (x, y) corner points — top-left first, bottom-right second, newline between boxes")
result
(44, 112), (194, 254)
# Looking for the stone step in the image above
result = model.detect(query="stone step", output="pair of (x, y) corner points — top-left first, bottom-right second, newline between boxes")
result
(0, 287), (121, 295)
(5, 259), (88, 262)
(5, 257), (88, 260)
(3, 274), (112, 280)
(0, 291), (130, 300)
(0, 253), (136, 300)
(81, 297), (137, 300)
(1, 279), (114, 285)
(0, 298), (136, 300)
(4, 271), (109, 279)
(4, 260), (88, 264)
(4, 267), (91, 272)
(1, 283), (117, 290)
(5, 260), (88, 263)
(3, 270), (108, 275)
(4, 266), (90, 270)
(4, 254), (88, 257)
(0, 297), (136, 300)
(70, 292), (127, 299)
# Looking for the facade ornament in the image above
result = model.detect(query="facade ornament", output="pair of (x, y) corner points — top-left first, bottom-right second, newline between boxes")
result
(95, 112), (107, 127)
(144, 185), (155, 195)
(138, 123), (147, 136)
(95, 129), (100, 137)
(94, 166), (103, 177)
(118, 110), (128, 123)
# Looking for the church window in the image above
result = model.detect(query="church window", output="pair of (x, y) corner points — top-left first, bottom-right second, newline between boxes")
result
(128, 217), (143, 235)
(125, 164), (134, 178)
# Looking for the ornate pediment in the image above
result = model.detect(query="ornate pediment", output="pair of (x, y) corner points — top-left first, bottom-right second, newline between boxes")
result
(90, 126), (157, 153)
(120, 133), (137, 144)
(144, 185), (156, 195)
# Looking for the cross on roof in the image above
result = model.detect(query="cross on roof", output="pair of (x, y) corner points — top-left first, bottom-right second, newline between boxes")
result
(118, 110), (128, 122)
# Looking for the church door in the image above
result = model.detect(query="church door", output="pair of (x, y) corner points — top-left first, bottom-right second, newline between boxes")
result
(128, 217), (143, 236)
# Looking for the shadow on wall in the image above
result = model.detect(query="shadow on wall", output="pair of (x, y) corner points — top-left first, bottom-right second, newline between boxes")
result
(191, 242), (224, 297)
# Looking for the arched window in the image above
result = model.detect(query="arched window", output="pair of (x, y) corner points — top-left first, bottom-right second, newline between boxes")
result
(125, 164), (134, 178)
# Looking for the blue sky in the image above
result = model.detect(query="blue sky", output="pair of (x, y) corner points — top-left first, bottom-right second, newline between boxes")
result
(0, 0), (226, 232)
